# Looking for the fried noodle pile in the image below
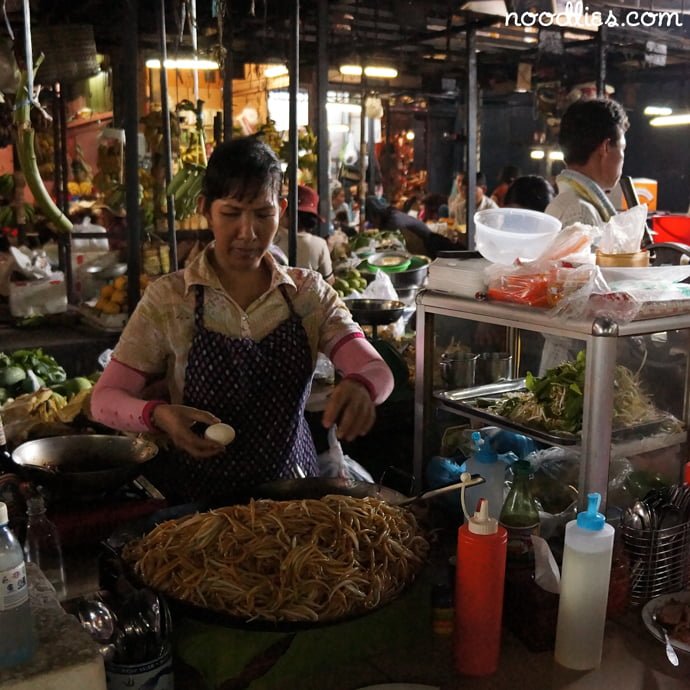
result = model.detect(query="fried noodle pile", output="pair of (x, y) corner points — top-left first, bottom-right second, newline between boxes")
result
(122, 495), (429, 622)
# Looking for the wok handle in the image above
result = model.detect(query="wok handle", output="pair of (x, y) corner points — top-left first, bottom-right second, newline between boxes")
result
(398, 474), (485, 507)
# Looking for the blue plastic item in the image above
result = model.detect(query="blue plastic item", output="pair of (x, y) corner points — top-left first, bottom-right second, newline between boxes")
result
(465, 432), (507, 520)
(489, 429), (537, 460)
(426, 455), (467, 518)
(576, 492), (606, 531)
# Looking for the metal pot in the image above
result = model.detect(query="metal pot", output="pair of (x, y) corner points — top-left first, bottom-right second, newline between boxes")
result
(11, 435), (158, 497)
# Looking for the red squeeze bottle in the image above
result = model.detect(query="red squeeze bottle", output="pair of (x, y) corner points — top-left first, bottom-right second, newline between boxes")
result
(454, 495), (508, 676)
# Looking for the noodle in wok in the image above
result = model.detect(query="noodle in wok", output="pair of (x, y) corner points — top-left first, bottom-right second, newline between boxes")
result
(122, 495), (429, 622)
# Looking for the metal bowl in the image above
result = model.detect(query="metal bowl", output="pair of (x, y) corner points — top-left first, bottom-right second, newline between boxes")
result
(86, 263), (127, 280)
(11, 435), (158, 497)
(345, 298), (406, 326)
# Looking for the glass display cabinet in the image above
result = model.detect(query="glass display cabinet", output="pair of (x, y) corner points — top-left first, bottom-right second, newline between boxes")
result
(413, 290), (690, 514)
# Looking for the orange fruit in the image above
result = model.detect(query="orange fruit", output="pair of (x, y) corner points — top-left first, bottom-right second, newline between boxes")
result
(110, 289), (127, 305)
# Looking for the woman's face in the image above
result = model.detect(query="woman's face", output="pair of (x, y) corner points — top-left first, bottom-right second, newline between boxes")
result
(204, 187), (286, 273)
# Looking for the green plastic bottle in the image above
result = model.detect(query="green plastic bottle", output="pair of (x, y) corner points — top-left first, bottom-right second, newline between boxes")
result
(499, 459), (540, 563)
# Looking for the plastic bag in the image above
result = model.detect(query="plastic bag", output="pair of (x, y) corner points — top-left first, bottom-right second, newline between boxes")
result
(317, 426), (374, 482)
(361, 269), (398, 301)
(598, 205), (647, 254)
(484, 223), (599, 308)
(547, 265), (641, 323)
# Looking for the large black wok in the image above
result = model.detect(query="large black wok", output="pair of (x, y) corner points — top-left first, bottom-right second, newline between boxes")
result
(105, 476), (438, 632)
(12, 435), (158, 497)
(345, 298), (406, 327)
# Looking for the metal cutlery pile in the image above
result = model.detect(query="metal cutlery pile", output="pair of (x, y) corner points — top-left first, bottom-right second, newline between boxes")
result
(76, 588), (172, 665)
(622, 484), (690, 531)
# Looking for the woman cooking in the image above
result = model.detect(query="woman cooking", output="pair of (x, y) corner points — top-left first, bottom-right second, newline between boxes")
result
(90, 136), (394, 503)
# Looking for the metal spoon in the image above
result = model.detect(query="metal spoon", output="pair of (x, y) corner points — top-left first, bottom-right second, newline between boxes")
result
(652, 613), (680, 667)
(77, 599), (116, 643)
(622, 505), (644, 530)
(632, 500), (652, 529)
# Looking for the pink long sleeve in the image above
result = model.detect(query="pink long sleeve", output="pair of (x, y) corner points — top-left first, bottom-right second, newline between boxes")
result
(90, 359), (164, 432)
(329, 334), (395, 405)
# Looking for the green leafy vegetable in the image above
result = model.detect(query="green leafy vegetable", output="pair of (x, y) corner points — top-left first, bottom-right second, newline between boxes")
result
(491, 350), (661, 434)
(0, 348), (67, 400)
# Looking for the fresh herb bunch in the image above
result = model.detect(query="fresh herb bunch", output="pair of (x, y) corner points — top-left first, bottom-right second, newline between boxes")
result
(492, 350), (660, 434)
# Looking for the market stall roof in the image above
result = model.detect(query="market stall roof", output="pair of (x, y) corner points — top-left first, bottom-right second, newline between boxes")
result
(9, 1), (690, 95)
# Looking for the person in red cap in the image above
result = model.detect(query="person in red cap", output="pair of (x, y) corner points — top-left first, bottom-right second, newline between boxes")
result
(275, 184), (334, 284)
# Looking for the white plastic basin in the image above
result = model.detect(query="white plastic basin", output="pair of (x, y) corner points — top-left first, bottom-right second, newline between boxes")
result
(475, 208), (562, 265)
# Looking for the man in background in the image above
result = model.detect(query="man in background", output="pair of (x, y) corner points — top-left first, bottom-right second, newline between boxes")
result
(546, 97), (629, 228)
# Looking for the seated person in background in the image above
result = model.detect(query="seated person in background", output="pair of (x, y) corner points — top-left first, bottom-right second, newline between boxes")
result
(331, 185), (352, 223)
(504, 175), (555, 212)
(419, 193), (448, 223)
(447, 171), (465, 209)
(449, 172), (498, 225)
(491, 165), (520, 207)
(364, 196), (460, 258)
(275, 185), (334, 284)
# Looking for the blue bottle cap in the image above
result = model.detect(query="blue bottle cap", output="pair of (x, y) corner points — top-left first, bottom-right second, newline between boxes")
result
(470, 431), (498, 464)
(576, 492), (606, 531)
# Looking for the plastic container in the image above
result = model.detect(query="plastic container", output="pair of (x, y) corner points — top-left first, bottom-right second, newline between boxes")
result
(23, 496), (67, 601)
(554, 493), (615, 670)
(454, 479), (507, 676)
(474, 208), (561, 265)
(464, 431), (506, 520)
(0, 501), (35, 669)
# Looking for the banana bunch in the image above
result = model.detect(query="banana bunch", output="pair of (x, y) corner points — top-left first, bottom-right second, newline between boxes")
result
(0, 201), (35, 227)
(166, 162), (205, 220)
(0, 173), (14, 199)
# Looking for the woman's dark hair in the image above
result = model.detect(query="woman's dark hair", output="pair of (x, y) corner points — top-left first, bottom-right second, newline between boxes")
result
(201, 136), (283, 211)
(365, 196), (390, 226)
(297, 210), (319, 233)
(497, 165), (520, 184)
(421, 193), (448, 221)
(504, 175), (555, 212)
(559, 98), (629, 166)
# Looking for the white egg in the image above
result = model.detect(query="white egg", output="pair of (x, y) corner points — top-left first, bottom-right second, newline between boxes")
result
(204, 423), (236, 445)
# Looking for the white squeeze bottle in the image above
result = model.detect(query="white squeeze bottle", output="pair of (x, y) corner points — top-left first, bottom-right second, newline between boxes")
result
(464, 431), (506, 520)
(554, 492), (614, 670)
(0, 501), (35, 668)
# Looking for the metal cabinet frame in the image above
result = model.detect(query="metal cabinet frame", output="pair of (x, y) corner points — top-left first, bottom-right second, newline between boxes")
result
(414, 290), (690, 510)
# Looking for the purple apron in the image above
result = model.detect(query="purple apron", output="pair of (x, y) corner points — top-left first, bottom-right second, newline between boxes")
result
(150, 283), (318, 502)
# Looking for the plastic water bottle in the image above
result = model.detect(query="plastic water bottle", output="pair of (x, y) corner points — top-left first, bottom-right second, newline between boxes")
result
(554, 493), (615, 670)
(0, 501), (35, 668)
(23, 496), (67, 601)
(454, 475), (507, 676)
(464, 431), (506, 520)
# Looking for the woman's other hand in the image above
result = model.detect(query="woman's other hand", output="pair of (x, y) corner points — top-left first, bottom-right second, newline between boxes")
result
(322, 378), (376, 442)
(151, 404), (225, 458)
